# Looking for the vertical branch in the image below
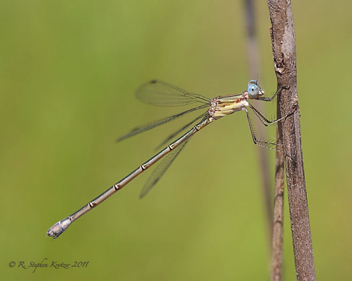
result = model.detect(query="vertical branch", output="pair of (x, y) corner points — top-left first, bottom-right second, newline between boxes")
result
(267, 0), (316, 280)
(243, 0), (273, 243)
(271, 124), (285, 281)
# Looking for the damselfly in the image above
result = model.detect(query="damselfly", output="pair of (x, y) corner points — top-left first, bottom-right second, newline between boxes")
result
(47, 80), (289, 238)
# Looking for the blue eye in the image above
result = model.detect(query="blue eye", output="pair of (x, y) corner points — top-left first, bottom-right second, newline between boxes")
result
(248, 80), (258, 86)
(247, 84), (259, 97)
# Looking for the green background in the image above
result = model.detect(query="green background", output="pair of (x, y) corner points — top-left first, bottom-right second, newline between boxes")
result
(1, 0), (351, 280)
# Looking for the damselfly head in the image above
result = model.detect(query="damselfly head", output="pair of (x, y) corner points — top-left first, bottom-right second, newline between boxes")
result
(247, 80), (264, 99)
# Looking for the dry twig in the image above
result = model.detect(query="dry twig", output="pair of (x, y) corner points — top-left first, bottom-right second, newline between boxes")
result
(267, 0), (316, 280)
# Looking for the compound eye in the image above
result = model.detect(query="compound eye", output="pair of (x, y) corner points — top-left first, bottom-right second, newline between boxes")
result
(248, 80), (258, 86)
(247, 84), (259, 97)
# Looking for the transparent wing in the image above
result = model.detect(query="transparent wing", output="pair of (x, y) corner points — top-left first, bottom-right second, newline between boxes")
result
(117, 104), (208, 142)
(155, 112), (207, 150)
(140, 138), (191, 198)
(136, 80), (210, 107)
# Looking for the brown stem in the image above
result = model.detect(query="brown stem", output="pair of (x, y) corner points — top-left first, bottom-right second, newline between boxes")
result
(271, 125), (284, 281)
(267, 0), (316, 280)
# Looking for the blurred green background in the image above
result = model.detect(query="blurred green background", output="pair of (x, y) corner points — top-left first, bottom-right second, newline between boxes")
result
(1, 0), (351, 280)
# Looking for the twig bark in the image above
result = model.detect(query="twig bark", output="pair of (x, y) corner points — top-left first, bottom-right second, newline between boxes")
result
(267, 0), (316, 280)
(271, 126), (285, 281)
